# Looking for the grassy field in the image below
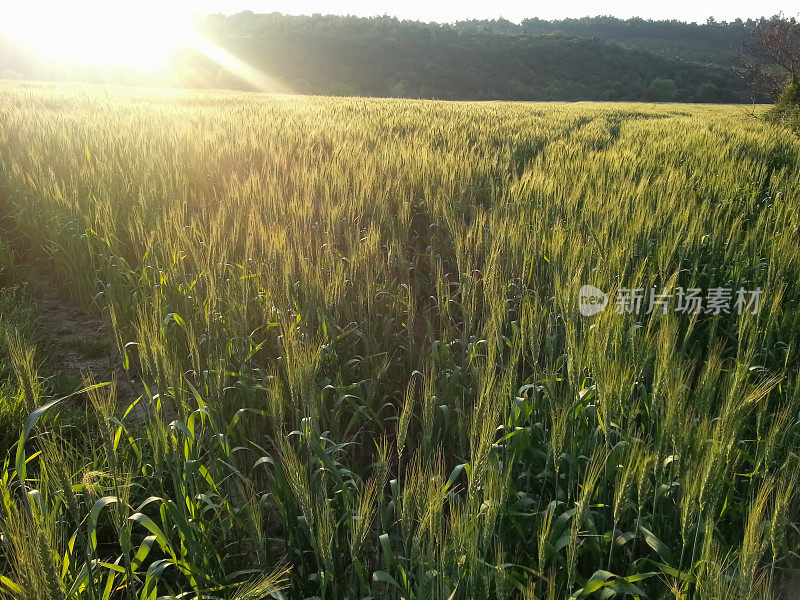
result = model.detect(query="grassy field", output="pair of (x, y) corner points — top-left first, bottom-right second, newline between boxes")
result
(0, 81), (799, 599)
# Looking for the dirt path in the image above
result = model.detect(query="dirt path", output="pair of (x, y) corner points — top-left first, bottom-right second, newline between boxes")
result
(24, 261), (135, 409)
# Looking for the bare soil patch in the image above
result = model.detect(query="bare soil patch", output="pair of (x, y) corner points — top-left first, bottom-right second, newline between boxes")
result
(23, 260), (135, 410)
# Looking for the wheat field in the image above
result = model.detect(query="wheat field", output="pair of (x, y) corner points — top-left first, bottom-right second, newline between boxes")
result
(0, 81), (799, 599)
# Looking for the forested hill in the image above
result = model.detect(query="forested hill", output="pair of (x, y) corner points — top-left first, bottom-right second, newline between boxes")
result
(0, 12), (757, 102)
(188, 13), (750, 102)
(461, 16), (758, 66)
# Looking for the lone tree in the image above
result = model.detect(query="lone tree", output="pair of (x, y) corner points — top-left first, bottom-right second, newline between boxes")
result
(741, 16), (800, 131)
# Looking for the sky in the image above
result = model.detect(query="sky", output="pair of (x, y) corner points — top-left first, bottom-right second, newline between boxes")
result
(2, 0), (799, 27)
(187, 0), (797, 24)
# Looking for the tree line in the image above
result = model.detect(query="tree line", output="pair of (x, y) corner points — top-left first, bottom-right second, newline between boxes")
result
(0, 12), (767, 102)
(184, 13), (753, 102)
(462, 16), (760, 66)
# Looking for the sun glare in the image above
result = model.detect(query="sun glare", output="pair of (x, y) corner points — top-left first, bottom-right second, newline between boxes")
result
(1, 2), (194, 70)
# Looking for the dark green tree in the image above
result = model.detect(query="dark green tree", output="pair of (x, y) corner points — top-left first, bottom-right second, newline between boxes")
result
(648, 78), (677, 101)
